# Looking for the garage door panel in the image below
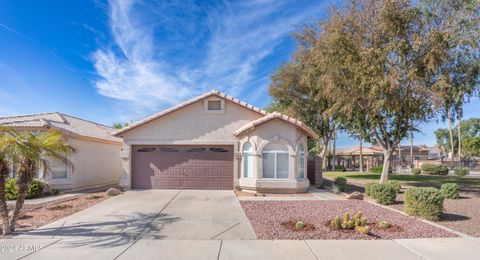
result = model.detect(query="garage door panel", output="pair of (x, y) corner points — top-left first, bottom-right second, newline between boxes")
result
(132, 145), (233, 190)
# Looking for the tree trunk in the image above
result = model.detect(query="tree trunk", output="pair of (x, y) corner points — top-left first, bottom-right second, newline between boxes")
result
(319, 139), (329, 171)
(0, 160), (10, 236)
(9, 163), (34, 233)
(380, 148), (393, 183)
(448, 110), (455, 159)
(410, 129), (414, 167)
(359, 138), (364, 172)
(457, 111), (462, 161)
(332, 130), (336, 171)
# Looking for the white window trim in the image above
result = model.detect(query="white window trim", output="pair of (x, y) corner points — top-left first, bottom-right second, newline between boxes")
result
(204, 98), (225, 114)
(47, 158), (72, 185)
(297, 150), (306, 179)
(262, 150), (289, 179)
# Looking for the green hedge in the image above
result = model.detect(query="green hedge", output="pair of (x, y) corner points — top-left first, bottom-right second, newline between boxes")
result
(441, 183), (459, 199)
(405, 187), (444, 221)
(421, 164), (449, 175)
(453, 167), (469, 176)
(5, 178), (44, 200)
(332, 177), (347, 192)
(333, 165), (347, 172)
(412, 168), (421, 175)
(368, 183), (397, 205)
(370, 166), (383, 173)
(366, 181), (400, 196)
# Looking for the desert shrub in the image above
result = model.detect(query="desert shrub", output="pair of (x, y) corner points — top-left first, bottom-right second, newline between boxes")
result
(421, 164), (449, 175)
(370, 166), (383, 173)
(453, 167), (469, 176)
(405, 187), (444, 221)
(368, 183), (397, 205)
(389, 181), (401, 193)
(295, 221), (305, 228)
(378, 220), (391, 229)
(412, 168), (421, 175)
(4, 178), (44, 200)
(365, 182), (376, 196)
(332, 177), (347, 192)
(441, 183), (459, 199)
(334, 165), (347, 172)
(5, 178), (17, 200)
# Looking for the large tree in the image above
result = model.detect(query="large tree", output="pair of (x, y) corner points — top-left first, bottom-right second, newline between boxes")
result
(427, 0), (480, 160)
(269, 28), (337, 168)
(435, 118), (480, 157)
(318, 0), (440, 182)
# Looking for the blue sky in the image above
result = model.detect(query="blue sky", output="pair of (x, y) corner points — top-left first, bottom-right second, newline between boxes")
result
(0, 0), (478, 148)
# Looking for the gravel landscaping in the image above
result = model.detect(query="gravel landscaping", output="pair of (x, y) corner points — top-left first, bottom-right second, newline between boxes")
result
(1, 192), (108, 235)
(241, 200), (456, 240)
(389, 193), (480, 237)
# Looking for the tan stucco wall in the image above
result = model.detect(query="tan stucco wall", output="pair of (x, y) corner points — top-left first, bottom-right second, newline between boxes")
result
(121, 98), (263, 144)
(46, 137), (123, 191)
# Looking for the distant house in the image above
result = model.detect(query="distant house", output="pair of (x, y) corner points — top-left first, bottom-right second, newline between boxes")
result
(332, 145), (430, 171)
(0, 112), (122, 191)
(112, 90), (318, 193)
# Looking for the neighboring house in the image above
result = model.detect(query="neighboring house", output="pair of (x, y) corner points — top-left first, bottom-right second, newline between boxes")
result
(333, 145), (430, 171)
(0, 112), (123, 191)
(113, 90), (317, 193)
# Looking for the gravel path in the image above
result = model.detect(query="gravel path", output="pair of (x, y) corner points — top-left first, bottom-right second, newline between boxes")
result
(240, 200), (456, 240)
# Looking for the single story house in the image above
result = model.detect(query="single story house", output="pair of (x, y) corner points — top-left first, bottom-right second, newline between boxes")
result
(0, 112), (123, 191)
(113, 90), (318, 193)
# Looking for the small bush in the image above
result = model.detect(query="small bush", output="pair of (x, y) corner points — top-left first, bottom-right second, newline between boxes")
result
(368, 183), (397, 205)
(4, 178), (44, 200)
(295, 221), (306, 229)
(378, 220), (391, 229)
(332, 177), (347, 192)
(441, 183), (459, 199)
(405, 187), (444, 221)
(389, 181), (401, 193)
(412, 168), (421, 175)
(5, 178), (17, 200)
(454, 167), (469, 176)
(334, 165), (347, 172)
(370, 166), (383, 173)
(365, 182), (376, 196)
(421, 164), (449, 175)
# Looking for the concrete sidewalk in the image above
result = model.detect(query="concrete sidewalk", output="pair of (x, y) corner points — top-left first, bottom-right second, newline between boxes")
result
(1, 237), (480, 260)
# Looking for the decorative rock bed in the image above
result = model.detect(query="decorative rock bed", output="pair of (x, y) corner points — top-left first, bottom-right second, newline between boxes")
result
(240, 200), (456, 240)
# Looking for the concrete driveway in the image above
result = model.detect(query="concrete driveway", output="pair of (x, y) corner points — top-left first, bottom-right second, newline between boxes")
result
(17, 189), (256, 242)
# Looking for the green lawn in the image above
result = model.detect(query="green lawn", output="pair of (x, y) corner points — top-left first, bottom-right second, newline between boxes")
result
(323, 171), (480, 188)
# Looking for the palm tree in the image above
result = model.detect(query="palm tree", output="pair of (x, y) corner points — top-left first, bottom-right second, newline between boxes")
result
(0, 127), (74, 235)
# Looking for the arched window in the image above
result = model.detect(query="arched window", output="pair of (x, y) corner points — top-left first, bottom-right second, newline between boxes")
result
(243, 143), (253, 178)
(262, 142), (289, 179)
(296, 144), (306, 178)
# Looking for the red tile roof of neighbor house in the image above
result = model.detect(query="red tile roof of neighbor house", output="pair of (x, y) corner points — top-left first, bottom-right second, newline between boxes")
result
(112, 90), (317, 138)
(0, 112), (121, 143)
(335, 145), (429, 156)
(233, 112), (318, 138)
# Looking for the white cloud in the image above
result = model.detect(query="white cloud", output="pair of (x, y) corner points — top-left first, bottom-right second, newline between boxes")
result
(92, 0), (327, 113)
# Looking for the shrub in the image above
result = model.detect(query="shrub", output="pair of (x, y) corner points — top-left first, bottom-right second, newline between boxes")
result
(412, 168), (421, 175)
(389, 181), (401, 193)
(334, 165), (347, 172)
(295, 221), (306, 229)
(454, 167), (469, 176)
(365, 182), (375, 196)
(378, 220), (391, 229)
(441, 183), (459, 199)
(370, 166), (383, 173)
(405, 187), (444, 221)
(421, 164), (449, 175)
(368, 183), (397, 205)
(4, 178), (45, 200)
(332, 177), (347, 192)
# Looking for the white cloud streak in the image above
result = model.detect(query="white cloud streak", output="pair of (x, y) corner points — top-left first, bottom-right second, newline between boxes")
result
(92, 0), (327, 113)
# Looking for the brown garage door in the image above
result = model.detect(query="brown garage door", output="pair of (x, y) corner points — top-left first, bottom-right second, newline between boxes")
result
(132, 145), (234, 189)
